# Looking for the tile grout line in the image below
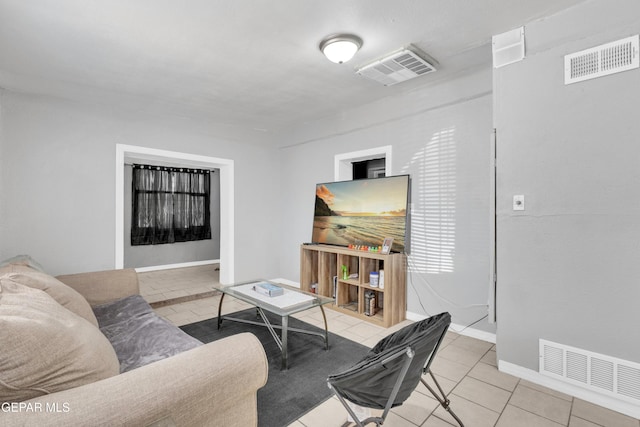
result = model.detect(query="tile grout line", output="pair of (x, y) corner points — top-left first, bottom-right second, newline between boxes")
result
(453, 346), (504, 426)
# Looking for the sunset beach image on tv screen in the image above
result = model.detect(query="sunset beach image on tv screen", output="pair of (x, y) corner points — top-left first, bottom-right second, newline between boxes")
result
(311, 175), (409, 253)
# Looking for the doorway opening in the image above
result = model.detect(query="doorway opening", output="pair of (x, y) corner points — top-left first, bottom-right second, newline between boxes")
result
(353, 157), (386, 179)
(334, 146), (392, 181)
(115, 144), (235, 284)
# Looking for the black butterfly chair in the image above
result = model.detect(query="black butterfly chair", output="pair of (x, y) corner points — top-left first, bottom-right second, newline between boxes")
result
(327, 312), (463, 427)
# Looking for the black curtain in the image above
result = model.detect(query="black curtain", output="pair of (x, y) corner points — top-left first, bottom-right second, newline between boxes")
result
(131, 164), (211, 246)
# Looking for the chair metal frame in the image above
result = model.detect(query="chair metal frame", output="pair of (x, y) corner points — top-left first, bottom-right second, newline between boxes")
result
(327, 313), (464, 427)
(420, 370), (464, 427)
(329, 347), (415, 427)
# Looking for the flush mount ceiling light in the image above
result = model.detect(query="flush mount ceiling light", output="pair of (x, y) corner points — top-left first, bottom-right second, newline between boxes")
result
(319, 34), (362, 64)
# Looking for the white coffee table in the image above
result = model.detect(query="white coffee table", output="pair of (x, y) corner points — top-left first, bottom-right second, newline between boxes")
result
(213, 280), (334, 370)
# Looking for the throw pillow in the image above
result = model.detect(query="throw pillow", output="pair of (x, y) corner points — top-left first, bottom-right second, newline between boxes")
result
(2, 271), (98, 327)
(0, 280), (120, 402)
(0, 254), (45, 272)
(0, 262), (40, 277)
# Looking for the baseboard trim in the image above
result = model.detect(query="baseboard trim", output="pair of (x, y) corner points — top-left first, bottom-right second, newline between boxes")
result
(135, 259), (219, 273)
(499, 360), (640, 419)
(406, 311), (496, 344)
(263, 288), (497, 344)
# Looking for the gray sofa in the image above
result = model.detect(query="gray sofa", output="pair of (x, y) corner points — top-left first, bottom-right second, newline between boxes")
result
(0, 258), (268, 426)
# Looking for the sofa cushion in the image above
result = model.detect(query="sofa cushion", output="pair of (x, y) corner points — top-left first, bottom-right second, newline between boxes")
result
(2, 271), (99, 327)
(0, 279), (120, 402)
(93, 295), (202, 372)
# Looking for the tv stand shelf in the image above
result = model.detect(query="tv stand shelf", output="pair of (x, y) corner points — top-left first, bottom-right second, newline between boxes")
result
(300, 244), (406, 327)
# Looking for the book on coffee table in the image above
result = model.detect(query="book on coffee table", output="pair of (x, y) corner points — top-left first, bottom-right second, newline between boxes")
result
(253, 282), (284, 297)
(233, 282), (316, 310)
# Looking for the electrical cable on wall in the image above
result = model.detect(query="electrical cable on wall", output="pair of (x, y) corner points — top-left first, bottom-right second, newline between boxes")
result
(406, 255), (489, 332)
(407, 256), (487, 309)
(450, 314), (489, 334)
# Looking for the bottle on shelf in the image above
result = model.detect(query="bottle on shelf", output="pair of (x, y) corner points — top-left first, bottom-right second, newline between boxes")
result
(369, 271), (379, 288)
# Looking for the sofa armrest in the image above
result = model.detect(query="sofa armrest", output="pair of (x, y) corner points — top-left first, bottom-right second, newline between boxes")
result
(1, 333), (268, 427)
(56, 268), (140, 305)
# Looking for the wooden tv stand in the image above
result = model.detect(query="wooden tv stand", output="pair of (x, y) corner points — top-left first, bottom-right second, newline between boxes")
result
(300, 244), (406, 328)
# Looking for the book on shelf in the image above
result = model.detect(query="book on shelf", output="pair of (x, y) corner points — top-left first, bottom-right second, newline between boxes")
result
(253, 282), (284, 297)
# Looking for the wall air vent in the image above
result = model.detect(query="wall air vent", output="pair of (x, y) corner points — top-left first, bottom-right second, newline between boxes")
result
(492, 27), (525, 68)
(356, 45), (436, 86)
(540, 339), (640, 404)
(565, 35), (639, 84)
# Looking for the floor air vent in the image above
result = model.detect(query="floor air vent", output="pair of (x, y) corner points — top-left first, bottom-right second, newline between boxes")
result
(540, 339), (640, 403)
(565, 35), (639, 84)
(356, 46), (436, 86)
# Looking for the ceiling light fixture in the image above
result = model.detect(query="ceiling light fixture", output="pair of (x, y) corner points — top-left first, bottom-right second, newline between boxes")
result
(319, 34), (362, 64)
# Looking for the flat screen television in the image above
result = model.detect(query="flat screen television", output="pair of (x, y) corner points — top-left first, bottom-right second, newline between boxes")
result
(311, 175), (410, 253)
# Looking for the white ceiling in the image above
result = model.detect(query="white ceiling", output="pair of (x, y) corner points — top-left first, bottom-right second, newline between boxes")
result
(0, 0), (587, 135)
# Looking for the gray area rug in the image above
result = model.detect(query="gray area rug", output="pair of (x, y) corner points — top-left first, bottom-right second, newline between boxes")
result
(180, 308), (369, 427)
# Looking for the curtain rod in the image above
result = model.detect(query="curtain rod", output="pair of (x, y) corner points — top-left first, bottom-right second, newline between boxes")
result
(124, 162), (217, 172)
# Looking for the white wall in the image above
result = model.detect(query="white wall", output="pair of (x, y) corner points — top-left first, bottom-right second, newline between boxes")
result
(0, 91), (280, 279)
(494, 0), (640, 378)
(278, 69), (495, 332)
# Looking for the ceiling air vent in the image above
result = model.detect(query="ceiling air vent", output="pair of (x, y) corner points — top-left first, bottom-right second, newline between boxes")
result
(565, 35), (639, 85)
(356, 46), (436, 86)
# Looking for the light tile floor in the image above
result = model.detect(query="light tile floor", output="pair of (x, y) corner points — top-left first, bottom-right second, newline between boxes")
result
(141, 267), (640, 427)
(139, 264), (219, 305)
